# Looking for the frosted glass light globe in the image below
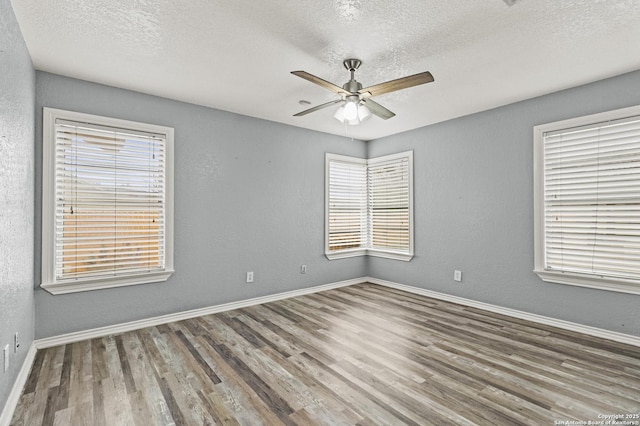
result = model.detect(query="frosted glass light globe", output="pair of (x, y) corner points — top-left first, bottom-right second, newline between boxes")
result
(343, 101), (358, 120)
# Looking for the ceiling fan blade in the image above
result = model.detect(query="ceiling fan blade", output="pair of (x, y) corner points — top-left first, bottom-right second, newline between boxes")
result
(359, 71), (434, 98)
(291, 71), (351, 96)
(293, 99), (343, 117)
(362, 99), (395, 120)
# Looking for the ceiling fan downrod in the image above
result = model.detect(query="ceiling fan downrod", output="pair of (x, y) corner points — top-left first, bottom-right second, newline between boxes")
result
(343, 59), (363, 93)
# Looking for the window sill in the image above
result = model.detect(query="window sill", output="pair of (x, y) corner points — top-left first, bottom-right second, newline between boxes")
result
(41, 270), (174, 295)
(367, 249), (413, 262)
(325, 249), (368, 260)
(534, 269), (640, 296)
(326, 249), (413, 262)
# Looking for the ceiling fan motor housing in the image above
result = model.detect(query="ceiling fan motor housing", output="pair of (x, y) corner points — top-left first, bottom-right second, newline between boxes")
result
(343, 80), (363, 94)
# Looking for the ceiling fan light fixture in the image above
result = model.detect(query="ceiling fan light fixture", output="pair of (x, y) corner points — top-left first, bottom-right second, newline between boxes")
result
(343, 101), (358, 120)
(334, 101), (371, 125)
(358, 103), (371, 122)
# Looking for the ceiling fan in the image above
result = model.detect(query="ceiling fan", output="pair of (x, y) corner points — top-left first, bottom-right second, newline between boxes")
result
(291, 59), (434, 125)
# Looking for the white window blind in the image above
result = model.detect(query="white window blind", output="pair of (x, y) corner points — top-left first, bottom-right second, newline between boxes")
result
(326, 151), (413, 261)
(368, 155), (411, 252)
(326, 156), (368, 252)
(42, 108), (174, 294)
(534, 105), (640, 294)
(543, 116), (640, 278)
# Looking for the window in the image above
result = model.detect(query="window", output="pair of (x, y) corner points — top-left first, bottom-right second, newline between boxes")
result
(326, 151), (413, 261)
(534, 105), (640, 295)
(42, 108), (174, 294)
(368, 153), (413, 257)
(326, 154), (368, 255)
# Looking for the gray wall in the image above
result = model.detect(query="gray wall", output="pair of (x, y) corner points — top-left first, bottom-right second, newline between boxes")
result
(34, 72), (367, 338)
(0, 0), (35, 413)
(368, 69), (640, 337)
(33, 70), (640, 339)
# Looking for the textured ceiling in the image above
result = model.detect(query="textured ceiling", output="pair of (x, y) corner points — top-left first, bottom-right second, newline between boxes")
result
(10, 0), (640, 141)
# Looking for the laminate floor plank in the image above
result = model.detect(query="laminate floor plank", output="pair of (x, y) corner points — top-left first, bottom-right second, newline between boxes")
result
(103, 336), (125, 382)
(101, 376), (136, 426)
(91, 378), (107, 426)
(22, 350), (46, 395)
(90, 339), (109, 384)
(121, 334), (159, 397)
(11, 283), (640, 425)
(67, 341), (92, 410)
(114, 336), (136, 395)
(34, 347), (64, 393)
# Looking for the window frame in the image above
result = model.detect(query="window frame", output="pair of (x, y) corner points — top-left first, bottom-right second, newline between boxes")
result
(41, 108), (174, 294)
(533, 104), (640, 295)
(325, 151), (414, 261)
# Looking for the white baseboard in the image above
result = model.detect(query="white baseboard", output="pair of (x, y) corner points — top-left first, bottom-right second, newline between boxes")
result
(31, 275), (640, 350)
(0, 343), (37, 426)
(366, 277), (640, 348)
(35, 277), (364, 349)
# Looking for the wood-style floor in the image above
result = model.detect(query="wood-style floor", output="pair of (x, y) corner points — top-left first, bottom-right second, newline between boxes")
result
(11, 283), (640, 425)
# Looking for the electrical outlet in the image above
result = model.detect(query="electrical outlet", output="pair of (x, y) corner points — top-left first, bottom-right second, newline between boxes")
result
(3, 345), (8, 372)
(454, 270), (462, 282)
(301, 265), (307, 274)
(14, 332), (19, 353)
(246, 271), (254, 283)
